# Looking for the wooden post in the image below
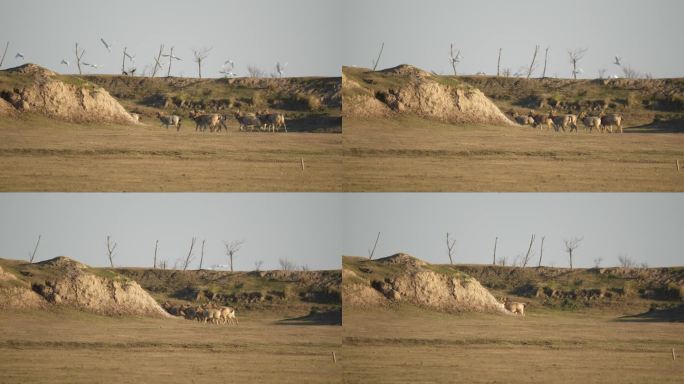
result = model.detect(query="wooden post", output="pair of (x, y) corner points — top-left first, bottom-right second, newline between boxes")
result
(300, 157), (305, 172)
(332, 351), (337, 363)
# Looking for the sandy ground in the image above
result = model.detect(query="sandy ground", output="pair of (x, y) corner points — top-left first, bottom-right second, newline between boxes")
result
(0, 308), (341, 383)
(0, 116), (342, 191)
(342, 305), (684, 383)
(343, 117), (684, 191)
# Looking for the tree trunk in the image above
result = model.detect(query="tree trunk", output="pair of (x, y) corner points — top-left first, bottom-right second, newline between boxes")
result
(492, 237), (498, 265)
(121, 47), (127, 74)
(199, 239), (205, 270)
(542, 47), (549, 78)
(527, 45), (539, 79)
(537, 236), (545, 267)
(167, 47), (173, 77)
(497, 48), (501, 77)
(75, 43), (82, 75)
(372, 43), (384, 71)
(29, 234), (41, 263)
(198, 59), (202, 79)
(0, 41), (9, 68)
(230, 252), (233, 272)
(569, 249), (573, 269)
(153, 240), (158, 269)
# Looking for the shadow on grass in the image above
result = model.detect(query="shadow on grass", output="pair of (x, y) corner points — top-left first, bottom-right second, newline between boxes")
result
(278, 308), (341, 326)
(616, 303), (684, 323)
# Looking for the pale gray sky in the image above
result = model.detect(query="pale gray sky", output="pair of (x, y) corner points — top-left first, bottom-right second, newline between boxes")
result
(0, 0), (341, 77)
(0, 194), (342, 270)
(342, 0), (684, 78)
(342, 193), (684, 268)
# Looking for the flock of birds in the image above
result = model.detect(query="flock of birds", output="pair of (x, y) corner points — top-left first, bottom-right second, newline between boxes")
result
(11, 38), (288, 77)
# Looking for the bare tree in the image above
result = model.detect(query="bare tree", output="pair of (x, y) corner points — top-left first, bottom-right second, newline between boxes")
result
(192, 47), (212, 78)
(497, 256), (508, 266)
(618, 254), (636, 268)
(182, 237), (196, 271)
(526, 45), (539, 79)
(279, 257), (296, 271)
(368, 232), (381, 260)
(163, 46), (180, 77)
(496, 48), (502, 76)
(502, 68), (511, 77)
(0, 41), (9, 68)
(254, 260), (264, 272)
(521, 234), (536, 268)
(563, 237), (583, 269)
(446, 232), (456, 264)
(492, 237), (498, 265)
(537, 236), (545, 267)
(542, 47), (550, 78)
(74, 43), (86, 75)
(106, 235), (117, 268)
(224, 240), (244, 272)
(153, 240), (158, 269)
(449, 44), (462, 75)
(593, 257), (603, 268)
(198, 239), (206, 270)
(568, 48), (588, 79)
(28, 234), (41, 263)
(158, 259), (168, 270)
(372, 42), (385, 71)
(247, 65), (265, 78)
(151, 44), (164, 77)
(597, 68), (607, 79)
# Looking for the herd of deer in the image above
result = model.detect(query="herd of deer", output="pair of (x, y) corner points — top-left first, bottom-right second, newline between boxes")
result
(164, 302), (239, 325)
(154, 110), (287, 133)
(511, 110), (623, 133)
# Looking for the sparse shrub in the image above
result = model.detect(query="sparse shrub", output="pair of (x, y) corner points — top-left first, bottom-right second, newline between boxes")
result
(626, 93), (640, 108)
(250, 91), (266, 108)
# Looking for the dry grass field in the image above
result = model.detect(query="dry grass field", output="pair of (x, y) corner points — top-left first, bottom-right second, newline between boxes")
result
(342, 305), (684, 384)
(0, 115), (342, 191)
(0, 308), (341, 384)
(342, 117), (684, 191)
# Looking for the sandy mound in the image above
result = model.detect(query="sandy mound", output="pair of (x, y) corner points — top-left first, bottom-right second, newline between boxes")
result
(343, 253), (506, 313)
(0, 265), (47, 309)
(1, 257), (171, 317)
(343, 65), (514, 125)
(1, 64), (137, 124)
(0, 98), (17, 116)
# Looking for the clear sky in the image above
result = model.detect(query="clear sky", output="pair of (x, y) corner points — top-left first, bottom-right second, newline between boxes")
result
(0, 193), (342, 270)
(341, 0), (684, 78)
(1, 193), (681, 269)
(0, 0), (341, 77)
(342, 193), (683, 268)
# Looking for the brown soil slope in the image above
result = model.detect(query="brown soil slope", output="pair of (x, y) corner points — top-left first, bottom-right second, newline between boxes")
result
(343, 254), (506, 313)
(0, 64), (137, 124)
(343, 65), (514, 126)
(0, 257), (170, 317)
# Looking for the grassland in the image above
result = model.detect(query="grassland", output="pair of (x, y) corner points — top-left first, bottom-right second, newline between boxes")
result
(342, 116), (684, 191)
(0, 308), (341, 384)
(0, 115), (341, 191)
(342, 305), (684, 383)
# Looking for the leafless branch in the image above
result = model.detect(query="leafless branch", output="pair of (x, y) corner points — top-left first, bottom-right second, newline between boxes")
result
(521, 234), (536, 268)
(106, 235), (117, 268)
(368, 232), (381, 260)
(527, 45), (539, 79)
(224, 239), (244, 272)
(563, 236), (584, 269)
(182, 237), (196, 271)
(192, 47), (212, 78)
(372, 42), (384, 71)
(446, 232), (456, 264)
(29, 234), (41, 263)
(0, 41), (9, 68)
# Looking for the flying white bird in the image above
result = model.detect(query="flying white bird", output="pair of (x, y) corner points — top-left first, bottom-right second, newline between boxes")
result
(15, 52), (24, 59)
(613, 56), (622, 66)
(276, 61), (287, 77)
(60, 59), (70, 66)
(162, 53), (182, 61)
(219, 68), (237, 77)
(100, 38), (113, 52)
